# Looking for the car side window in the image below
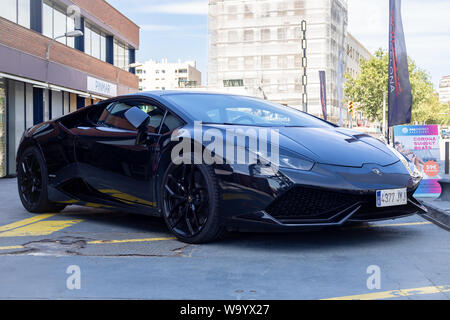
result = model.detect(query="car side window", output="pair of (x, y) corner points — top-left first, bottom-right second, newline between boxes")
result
(98, 101), (165, 133)
(160, 112), (184, 134)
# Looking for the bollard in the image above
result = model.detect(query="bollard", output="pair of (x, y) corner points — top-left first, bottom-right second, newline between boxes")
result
(446, 142), (449, 175)
(437, 179), (450, 201)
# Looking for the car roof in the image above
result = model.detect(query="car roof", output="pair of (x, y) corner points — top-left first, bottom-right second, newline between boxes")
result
(128, 90), (250, 98)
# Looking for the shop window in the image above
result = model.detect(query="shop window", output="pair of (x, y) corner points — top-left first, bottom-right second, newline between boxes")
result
(0, 78), (6, 177)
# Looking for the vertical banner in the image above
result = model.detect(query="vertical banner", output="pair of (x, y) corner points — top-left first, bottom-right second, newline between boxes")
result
(319, 71), (327, 121)
(394, 125), (442, 197)
(388, 0), (412, 126)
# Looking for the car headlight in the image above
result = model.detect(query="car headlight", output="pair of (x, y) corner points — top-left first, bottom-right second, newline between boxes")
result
(387, 145), (422, 184)
(409, 162), (422, 186)
(247, 149), (314, 176)
(279, 151), (315, 171)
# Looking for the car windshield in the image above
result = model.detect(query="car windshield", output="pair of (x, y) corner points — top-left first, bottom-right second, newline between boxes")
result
(163, 93), (334, 128)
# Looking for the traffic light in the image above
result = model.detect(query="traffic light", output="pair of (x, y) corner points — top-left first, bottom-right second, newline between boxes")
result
(348, 101), (354, 117)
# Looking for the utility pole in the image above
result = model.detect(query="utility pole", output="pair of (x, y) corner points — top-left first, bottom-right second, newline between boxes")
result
(383, 92), (387, 139)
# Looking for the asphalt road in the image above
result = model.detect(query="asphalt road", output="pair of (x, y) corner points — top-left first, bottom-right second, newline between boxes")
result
(0, 178), (449, 300)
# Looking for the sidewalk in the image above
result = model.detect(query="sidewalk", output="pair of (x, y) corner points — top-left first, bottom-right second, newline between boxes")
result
(419, 179), (450, 232)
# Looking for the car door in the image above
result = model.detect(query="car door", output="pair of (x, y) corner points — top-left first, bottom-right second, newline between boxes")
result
(74, 98), (165, 208)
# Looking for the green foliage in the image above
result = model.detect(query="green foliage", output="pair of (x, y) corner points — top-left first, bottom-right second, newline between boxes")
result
(344, 49), (450, 125)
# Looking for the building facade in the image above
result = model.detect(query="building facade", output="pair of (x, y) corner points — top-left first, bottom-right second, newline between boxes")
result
(439, 76), (450, 104)
(0, 0), (140, 177)
(346, 32), (371, 79)
(208, 0), (348, 122)
(136, 59), (202, 91)
(345, 32), (372, 123)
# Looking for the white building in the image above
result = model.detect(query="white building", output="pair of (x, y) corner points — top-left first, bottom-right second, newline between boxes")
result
(346, 32), (372, 79)
(439, 76), (450, 104)
(136, 59), (202, 91)
(208, 0), (349, 122)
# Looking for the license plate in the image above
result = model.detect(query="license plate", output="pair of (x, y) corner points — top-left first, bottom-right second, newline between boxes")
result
(376, 188), (407, 208)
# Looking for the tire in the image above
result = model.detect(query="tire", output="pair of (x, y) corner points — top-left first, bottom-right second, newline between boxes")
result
(17, 146), (66, 214)
(161, 162), (225, 244)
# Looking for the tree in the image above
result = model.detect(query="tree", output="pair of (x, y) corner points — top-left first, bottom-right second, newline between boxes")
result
(344, 49), (450, 125)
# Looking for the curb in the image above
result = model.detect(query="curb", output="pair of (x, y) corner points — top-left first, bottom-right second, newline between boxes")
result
(420, 200), (450, 232)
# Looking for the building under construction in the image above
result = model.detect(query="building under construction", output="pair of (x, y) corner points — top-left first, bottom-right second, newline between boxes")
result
(208, 0), (349, 123)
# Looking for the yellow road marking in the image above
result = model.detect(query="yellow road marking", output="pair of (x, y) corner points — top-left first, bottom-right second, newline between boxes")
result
(324, 284), (450, 300)
(0, 220), (83, 237)
(88, 237), (176, 245)
(0, 214), (55, 232)
(0, 245), (25, 250)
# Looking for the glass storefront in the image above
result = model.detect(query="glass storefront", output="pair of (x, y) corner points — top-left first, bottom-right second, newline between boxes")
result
(0, 78), (6, 177)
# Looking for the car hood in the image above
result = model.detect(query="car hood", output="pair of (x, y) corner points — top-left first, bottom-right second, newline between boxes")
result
(277, 127), (399, 167)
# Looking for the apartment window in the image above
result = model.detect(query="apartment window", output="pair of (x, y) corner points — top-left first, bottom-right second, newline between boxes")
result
(261, 3), (270, 17)
(227, 5), (237, 20)
(67, 15), (75, 47)
(228, 58), (239, 70)
(1, 0), (30, 28)
(42, 2), (53, 38)
(277, 2), (287, 16)
(228, 31), (238, 42)
(244, 57), (254, 68)
(262, 56), (271, 69)
(294, 1), (304, 9)
(261, 29), (271, 41)
(244, 5), (253, 19)
(114, 40), (129, 70)
(277, 28), (286, 40)
(278, 56), (288, 69)
(100, 34), (106, 61)
(84, 26), (91, 55)
(42, 1), (76, 48)
(85, 24), (107, 61)
(54, 7), (66, 44)
(244, 30), (254, 42)
(17, 0), (30, 28)
(91, 30), (101, 59)
(178, 69), (188, 74)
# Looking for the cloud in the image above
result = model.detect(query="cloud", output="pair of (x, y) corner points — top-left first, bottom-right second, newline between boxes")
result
(136, 1), (208, 15)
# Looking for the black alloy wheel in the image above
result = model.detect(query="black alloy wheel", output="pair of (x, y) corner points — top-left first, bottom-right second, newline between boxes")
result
(162, 162), (224, 243)
(17, 147), (66, 213)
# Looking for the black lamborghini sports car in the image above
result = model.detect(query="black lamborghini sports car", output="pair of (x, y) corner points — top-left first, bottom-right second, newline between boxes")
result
(16, 91), (427, 243)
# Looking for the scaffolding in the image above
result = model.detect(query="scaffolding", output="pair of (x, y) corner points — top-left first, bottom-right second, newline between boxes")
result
(208, 0), (348, 122)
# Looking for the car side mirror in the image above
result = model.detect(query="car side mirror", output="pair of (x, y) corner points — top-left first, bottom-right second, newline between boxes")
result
(124, 107), (150, 130)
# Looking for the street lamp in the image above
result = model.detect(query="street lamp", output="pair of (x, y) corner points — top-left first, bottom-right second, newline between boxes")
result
(45, 30), (83, 88)
(46, 30), (84, 60)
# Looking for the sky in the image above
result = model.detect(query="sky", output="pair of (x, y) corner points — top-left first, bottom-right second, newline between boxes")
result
(107, 0), (450, 89)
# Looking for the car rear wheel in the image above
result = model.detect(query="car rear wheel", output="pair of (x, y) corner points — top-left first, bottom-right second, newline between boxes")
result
(17, 146), (66, 213)
(161, 162), (225, 244)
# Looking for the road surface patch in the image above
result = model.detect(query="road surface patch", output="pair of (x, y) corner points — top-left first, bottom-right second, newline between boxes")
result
(324, 284), (450, 300)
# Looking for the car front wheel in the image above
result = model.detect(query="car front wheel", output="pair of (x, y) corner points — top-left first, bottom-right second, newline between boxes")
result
(161, 162), (225, 244)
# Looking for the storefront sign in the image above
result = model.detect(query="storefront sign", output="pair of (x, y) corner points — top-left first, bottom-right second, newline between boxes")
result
(87, 76), (117, 97)
(394, 125), (442, 197)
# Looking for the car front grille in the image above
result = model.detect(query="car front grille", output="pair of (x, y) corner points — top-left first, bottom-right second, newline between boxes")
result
(265, 186), (364, 219)
(265, 186), (419, 221)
